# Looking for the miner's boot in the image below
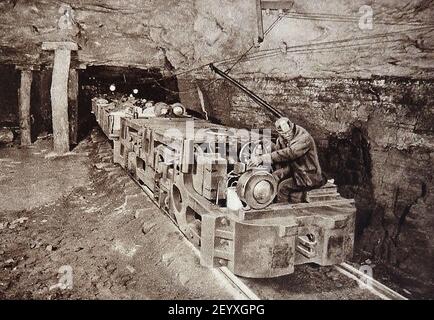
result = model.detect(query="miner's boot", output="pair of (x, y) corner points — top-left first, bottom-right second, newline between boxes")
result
(289, 191), (304, 203)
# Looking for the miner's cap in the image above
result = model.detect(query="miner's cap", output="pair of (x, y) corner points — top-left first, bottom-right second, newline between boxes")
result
(275, 117), (293, 132)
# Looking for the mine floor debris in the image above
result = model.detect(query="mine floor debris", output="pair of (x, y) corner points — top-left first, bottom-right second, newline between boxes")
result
(0, 130), (234, 299)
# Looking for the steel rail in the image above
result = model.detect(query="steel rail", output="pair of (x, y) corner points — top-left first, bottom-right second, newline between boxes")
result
(334, 262), (408, 300)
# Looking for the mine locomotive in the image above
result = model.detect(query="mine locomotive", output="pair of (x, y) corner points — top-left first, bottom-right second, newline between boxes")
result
(92, 67), (356, 278)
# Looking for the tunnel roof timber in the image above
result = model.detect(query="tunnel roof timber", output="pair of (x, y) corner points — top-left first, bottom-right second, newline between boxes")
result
(0, 0), (433, 78)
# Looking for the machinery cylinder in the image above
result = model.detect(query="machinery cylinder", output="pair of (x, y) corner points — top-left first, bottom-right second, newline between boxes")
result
(236, 169), (278, 210)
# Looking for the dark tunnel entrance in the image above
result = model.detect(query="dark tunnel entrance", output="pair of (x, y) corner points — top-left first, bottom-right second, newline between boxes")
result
(77, 65), (180, 142)
(0, 64), (183, 147)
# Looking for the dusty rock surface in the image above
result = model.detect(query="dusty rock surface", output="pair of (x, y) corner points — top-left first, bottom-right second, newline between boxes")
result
(0, 128), (14, 145)
(0, 1), (433, 78)
(0, 130), (234, 299)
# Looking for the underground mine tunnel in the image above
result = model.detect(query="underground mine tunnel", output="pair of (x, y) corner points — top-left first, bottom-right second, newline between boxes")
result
(0, 0), (433, 302)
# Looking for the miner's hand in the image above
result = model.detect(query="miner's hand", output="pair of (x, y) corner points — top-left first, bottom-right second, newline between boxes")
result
(248, 156), (263, 167)
(248, 154), (272, 168)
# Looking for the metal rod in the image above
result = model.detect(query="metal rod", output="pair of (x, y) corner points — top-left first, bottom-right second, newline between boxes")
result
(209, 64), (283, 119)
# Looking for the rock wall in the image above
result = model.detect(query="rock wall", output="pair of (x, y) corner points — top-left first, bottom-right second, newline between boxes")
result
(179, 76), (434, 282)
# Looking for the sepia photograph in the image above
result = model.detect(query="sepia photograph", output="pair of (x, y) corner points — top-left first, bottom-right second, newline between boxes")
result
(0, 0), (433, 310)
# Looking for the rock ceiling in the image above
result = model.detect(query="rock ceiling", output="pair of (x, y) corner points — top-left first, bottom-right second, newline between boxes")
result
(0, 0), (433, 78)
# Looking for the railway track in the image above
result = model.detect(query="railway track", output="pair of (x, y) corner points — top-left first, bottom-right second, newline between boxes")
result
(193, 239), (406, 300)
(227, 262), (407, 300)
(127, 170), (261, 300)
(216, 260), (407, 301)
(334, 262), (407, 300)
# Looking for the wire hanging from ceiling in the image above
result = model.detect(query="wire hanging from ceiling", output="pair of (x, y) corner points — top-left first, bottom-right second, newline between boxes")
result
(214, 24), (434, 67)
(153, 15), (284, 95)
(281, 11), (434, 27)
(145, 10), (434, 94)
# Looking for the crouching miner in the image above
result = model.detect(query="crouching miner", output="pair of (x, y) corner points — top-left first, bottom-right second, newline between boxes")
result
(248, 117), (325, 203)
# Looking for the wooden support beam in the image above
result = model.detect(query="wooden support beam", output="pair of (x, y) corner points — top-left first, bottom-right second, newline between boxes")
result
(43, 41), (78, 154)
(261, 0), (293, 10)
(16, 65), (40, 71)
(256, 0), (294, 43)
(256, 0), (264, 43)
(18, 70), (32, 146)
(51, 48), (72, 154)
(68, 69), (78, 145)
(42, 42), (78, 51)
